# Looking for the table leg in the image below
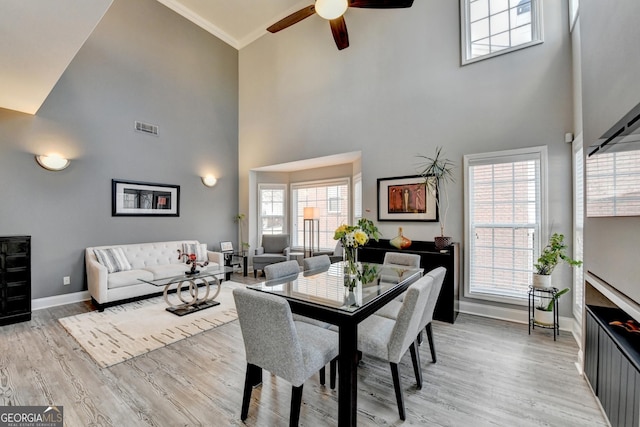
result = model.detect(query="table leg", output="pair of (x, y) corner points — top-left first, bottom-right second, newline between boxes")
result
(338, 322), (358, 427)
(243, 256), (248, 277)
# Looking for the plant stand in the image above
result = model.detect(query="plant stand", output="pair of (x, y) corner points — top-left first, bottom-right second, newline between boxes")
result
(528, 286), (560, 341)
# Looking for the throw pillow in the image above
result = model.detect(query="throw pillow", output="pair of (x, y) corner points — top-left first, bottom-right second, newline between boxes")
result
(94, 248), (132, 273)
(181, 242), (208, 262)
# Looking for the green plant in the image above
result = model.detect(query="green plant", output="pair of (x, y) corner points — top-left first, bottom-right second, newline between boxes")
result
(534, 233), (582, 275)
(234, 213), (249, 251)
(416, 146), (456, 237)
(536, 287), (570, 312)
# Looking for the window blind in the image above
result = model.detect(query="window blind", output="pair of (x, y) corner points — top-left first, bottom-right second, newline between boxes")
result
(586, 150), (640, 217)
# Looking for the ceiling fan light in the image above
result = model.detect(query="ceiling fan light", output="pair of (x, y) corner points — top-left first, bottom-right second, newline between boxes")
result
(315, 0), (348, 20)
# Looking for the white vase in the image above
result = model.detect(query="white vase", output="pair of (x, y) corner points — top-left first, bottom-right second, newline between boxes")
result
(534, 308), (555, 326)
(532, 273), (552, 289)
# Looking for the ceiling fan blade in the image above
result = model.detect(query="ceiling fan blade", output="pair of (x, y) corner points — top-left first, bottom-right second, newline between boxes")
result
(330, 16), (349, 50)
(267, 5), (316, 33)
(349, 0), (414, 8)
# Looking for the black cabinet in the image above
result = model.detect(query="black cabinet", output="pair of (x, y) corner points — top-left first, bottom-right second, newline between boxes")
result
(0, 236), (31, 325)
(585, 305), (640, 427)
(358, 239), (459, 323)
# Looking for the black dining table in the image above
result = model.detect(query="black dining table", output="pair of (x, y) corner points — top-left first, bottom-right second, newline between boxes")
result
(248, 261), (423, 427)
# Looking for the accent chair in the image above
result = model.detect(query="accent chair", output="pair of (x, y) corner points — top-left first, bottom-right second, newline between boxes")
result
(253, 234), (291, 278)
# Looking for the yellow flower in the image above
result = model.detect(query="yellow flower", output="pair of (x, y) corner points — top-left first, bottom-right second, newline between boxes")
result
(354, 230), (368, 246)
(334, 224), (348, 240)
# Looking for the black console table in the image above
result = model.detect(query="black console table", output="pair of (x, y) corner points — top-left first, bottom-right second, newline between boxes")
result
(358, 239), (459, 323)
(0, 236), (31, 325)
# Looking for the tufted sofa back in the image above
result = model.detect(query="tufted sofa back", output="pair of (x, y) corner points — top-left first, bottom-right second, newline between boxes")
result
(89, 240), (201, 269)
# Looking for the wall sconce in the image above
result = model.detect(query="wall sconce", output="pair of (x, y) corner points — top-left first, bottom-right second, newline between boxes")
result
(35, 154), (70, 171)
(202, 175), (217, 187)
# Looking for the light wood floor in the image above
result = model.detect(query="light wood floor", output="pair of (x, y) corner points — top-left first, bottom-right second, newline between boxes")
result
(0, 273), (608, 426)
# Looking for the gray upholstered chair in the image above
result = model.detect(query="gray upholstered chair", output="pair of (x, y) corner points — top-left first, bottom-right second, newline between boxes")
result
(357, 275), (434, 420)
(264, 259), (299, 281)
(375, 267), (446, 363)
(383, 252), (421, 268)
(315, 241), (344, 264)
(302, 254), (331, 271)
(253, 234), (291, 278)
(233, 287), (339, 426)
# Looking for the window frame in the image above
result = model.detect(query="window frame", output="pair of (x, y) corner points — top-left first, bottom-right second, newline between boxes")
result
(460, 0), (544, 66)
(257, 183), (287, 238)
(290, 178), (351, 251)
(464, 145), (548, 305)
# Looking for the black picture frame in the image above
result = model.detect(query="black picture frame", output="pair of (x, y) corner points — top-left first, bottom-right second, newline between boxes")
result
(112, 179), (180, 217)
(377, 174), (438, 222)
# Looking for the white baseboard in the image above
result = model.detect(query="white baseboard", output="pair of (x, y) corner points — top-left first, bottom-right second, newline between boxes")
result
(32, 291), (91, 311)
(459, 300), (578, 337)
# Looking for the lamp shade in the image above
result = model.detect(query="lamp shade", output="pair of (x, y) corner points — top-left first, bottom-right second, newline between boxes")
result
(202, 175), (217, 187)
(315, 0), (348, 20)
(304, 207), (320, 219)
(35, 154), (70, 171)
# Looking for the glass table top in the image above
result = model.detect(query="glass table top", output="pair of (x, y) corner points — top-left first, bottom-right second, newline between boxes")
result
(248, 262), (422, 312)
(138, 265), (232, 287)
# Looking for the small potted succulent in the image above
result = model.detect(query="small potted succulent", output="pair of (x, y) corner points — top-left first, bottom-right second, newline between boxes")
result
(533, 233), (582, 289)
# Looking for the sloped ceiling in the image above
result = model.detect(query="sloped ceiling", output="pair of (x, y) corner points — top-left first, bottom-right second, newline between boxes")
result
(0, 0), (113, 115)
(0, 0), (311, 115)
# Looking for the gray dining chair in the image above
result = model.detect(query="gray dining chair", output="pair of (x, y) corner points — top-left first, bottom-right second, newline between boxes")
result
(302, 254), (331, 271)
(376, 267), (446, 363)
(233, 287), (339, 426)
(383, 252), (421, 268)
(357, 275), (434, 420)
(264, 259), (300, 281)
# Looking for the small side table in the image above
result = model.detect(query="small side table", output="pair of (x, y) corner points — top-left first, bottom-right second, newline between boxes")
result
(528, 286), (560, 341)
(224, 252), (248, 279)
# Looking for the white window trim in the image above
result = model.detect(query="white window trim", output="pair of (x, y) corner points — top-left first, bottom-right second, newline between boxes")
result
(257, 183), (287, 238)
(353, 172), (362, 221)
(460, 0), (544, 66)
(463, 145), (548, 305)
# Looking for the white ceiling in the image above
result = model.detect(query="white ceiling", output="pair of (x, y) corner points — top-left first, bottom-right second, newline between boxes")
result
(157, 0), (313, 49)
(0, 0), (315, 115)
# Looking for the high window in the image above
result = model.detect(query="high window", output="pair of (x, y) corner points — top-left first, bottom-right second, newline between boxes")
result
(258, 184), (286, 236)
(460, 0), (543, 65)
(464, 146), (547, 303)
(586, 150), (640, 217)
(291, 179), (350, 251)
(573, 138), (585, 322)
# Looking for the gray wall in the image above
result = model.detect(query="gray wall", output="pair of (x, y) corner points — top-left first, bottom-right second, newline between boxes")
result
(0, 0), (239, 299)
(581, 0), (640, 306)
(239, 0), (575, 310)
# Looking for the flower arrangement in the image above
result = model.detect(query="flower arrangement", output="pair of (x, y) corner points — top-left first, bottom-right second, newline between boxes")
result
(334, 218), (381, 287)
(177, 250), (209, 275)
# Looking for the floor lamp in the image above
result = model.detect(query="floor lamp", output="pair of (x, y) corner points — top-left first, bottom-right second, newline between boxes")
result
(303, 207), (320, 258)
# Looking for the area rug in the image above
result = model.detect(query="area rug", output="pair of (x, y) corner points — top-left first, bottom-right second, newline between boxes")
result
(58, 281), (241, 368)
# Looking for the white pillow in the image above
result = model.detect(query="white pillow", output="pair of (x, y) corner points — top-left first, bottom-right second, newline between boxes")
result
(94, 248), (132, 273)
(181, 242), (208, 262)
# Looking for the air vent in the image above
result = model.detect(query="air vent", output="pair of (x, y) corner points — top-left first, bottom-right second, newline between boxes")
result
(134, 121), (158, 136)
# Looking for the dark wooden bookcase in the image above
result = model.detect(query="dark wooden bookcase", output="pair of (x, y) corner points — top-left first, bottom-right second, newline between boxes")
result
(358, 239), (459, 323)
(0, 236), (31, 325)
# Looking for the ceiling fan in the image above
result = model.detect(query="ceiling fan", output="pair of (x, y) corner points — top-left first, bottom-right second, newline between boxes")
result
(267, 0), (414, 50)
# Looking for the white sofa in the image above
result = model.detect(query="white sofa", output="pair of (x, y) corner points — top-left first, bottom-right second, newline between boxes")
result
(86, 240), (224, 309)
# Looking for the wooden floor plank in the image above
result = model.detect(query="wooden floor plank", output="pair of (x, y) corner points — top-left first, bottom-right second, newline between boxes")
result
(0, 273), (608, 426)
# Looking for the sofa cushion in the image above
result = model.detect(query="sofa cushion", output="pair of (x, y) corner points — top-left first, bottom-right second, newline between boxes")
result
(94, 247), (132, 273)
(108, 269), (153, 289)
(254, 255), (287, 264)
(143, 264), (190, 280)
(181, 242), (207, 262)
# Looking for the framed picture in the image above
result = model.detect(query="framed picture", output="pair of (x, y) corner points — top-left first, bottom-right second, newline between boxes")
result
(220, 241), (234, 253)
(377, 175), (438, 222)
(112, 179), (180, 217)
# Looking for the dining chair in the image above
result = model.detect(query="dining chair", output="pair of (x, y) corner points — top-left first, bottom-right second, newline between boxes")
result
(376, 267), (447, 363)
(233, 287), (339, 426)
(383, 252), (421, 268)
(302, 254), (331, 271)
(357, 275), (434, 420)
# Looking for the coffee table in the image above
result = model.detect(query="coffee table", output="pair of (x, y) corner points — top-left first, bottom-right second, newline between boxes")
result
(138, 266), (232, 316)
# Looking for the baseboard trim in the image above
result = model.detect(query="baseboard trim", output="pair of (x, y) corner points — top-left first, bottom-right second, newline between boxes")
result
(459, 300), (577, 334)
(32, 291), (91, 311)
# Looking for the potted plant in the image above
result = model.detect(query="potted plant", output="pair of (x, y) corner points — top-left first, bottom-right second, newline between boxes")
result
(234, 213), (250, 255)
(417, 146), (456, 249)
(533, 233), (582, 289)
(534, 287), (570, 326)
